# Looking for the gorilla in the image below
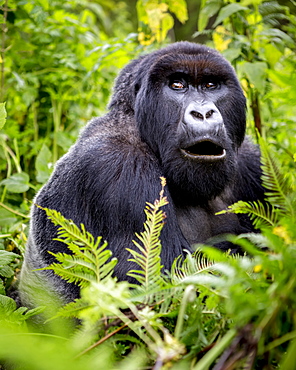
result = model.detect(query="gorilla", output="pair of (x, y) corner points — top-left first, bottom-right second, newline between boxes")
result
(19, 42), (265, 307)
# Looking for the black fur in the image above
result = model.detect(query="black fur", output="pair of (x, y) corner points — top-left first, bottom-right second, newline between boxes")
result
(19, 42), (265, 307)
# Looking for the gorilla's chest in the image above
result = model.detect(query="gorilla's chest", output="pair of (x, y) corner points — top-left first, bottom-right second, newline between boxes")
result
(175, 201), (241, 246)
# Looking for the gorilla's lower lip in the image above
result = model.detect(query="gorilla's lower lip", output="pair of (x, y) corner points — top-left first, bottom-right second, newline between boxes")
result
(181, 140), (226, 160)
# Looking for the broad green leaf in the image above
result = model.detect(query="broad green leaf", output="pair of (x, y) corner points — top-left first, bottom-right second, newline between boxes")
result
(56, 132), (75, 151)
(0, 265), (15, 278)
(0, 172), (30, 193)
(222, 47), (241, 62)
(240, 0), (262, 5)
(213, 3), (247, 28)
(268, 70), (294, 88)
(38, 0), (49, 11)
(0, 281), (4, 295)
(0, 103), (6, 130)
(136, 0), (148, 23)
(167, 0), (188, 23)
(0, 250), (19, 266)
(264, 44), (282, 69)
(35, 144), (52, 183)
(157, 13), (174, 43)
(238, 61), (267, 91)
(0, 209), (17, 227)
(0, 295), (17, 314)
(198, 0), (222, 32)
(213, 26), (231, 51)
(260, 28), (294, 46)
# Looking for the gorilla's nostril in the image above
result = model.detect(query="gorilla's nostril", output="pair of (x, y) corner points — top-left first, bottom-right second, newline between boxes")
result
(191, 111), (204, 120)
(205, 110), (215, 119)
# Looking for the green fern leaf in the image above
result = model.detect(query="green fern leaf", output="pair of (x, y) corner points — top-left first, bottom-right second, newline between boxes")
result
(216, 136), (293, 230)
(39, 206), (118, 286)
(218, 200), (279, 230)
(43, 261), (94, 287)
(127, 178), (168, 291)
(171, 249), (215, 284)
(258, 135), (293, 213)
(51, 298), (92, 319)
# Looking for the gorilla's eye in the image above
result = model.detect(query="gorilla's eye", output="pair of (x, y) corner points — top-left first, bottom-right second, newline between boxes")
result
(202, 82), (219, 90)
(170, 80), (187, 90)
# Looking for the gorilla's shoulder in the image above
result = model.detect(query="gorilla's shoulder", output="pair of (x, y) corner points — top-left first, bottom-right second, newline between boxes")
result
(236, 137), (265, 202)
(71, 114), (151, 159)
(79, 112), (135, 138)
(238, 136), (261, 162)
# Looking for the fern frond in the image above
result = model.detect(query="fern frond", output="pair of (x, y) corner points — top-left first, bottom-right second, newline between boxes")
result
(216, 137), (294, 230)
(218, 200), (279, 230)
(43, 261), (95, 287)
(258, 135), (293, 213)
(40, 207), (97, 249)
(52, 298), (92, 319)
(127, 178), (168, 291)
(171, 249), (215, 284)
(39, 206), (117, 286)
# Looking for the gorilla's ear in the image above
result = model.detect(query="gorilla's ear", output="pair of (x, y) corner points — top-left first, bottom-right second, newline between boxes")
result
(108, 56), (145, 114)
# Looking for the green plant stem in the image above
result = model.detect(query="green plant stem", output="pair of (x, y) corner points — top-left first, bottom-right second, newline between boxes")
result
(127, 304), (163, 347)
(0, 202), (29, 218)
(259, 277), (295, 333)
(32, 101), (38, 142)
(174, 285), (195, 340)
(1, 142), (10, 202)
(51, 97), (62, 163)
(193, 329), (237, 370)
(2, 141), (22, 173)
(264, 330), (296, 353)
(75, 323), (127, 358)
(0, 0), (8, 101)
(280, 338), (296, 370)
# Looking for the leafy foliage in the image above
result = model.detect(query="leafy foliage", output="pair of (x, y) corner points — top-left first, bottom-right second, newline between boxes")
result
(0, 0), (144, 246)
(137, 0), (188, 44)
(218, 133), (295, 234)
(0, 0), (296, 369)
(0, 141), (295, 368)
(40, 206), (118, 287)
(171, 248), (215, 284)
(0, 295), (43, 326)
(127, 177), (167, 291)
(35, 131), (296, 369)
(0, 249), (19, 295)
(196, 0), (296, 150)
(24, 143), (296, 369)
(219, 200), (279, 230)
(258, 135), (295, 214)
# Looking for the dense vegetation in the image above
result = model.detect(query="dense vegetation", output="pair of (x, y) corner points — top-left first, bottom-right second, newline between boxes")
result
(0, 0), (295, 369)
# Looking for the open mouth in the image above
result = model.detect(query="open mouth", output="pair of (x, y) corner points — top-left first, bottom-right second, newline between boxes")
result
(181, 140), (226, 161)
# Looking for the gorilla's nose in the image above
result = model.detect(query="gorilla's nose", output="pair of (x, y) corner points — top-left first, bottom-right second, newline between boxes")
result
(183, 101), (223, 132)
(190, 108), (215, 120)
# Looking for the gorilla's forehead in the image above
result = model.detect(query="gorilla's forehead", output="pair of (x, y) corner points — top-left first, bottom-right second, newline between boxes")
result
(147, 51), (236, 85)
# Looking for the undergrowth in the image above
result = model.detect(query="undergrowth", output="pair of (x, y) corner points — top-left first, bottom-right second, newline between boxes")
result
(0, 142), (295, 370)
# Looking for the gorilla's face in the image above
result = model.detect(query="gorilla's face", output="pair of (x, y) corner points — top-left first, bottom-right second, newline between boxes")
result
(134, 44), (246, 205)
(164, 71), (229, 163)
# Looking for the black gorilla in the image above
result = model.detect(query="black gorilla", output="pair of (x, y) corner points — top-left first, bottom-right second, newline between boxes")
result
(19, 42), (265, 306)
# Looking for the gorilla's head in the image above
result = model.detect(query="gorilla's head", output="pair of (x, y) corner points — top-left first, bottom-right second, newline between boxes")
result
(111, 42), (246, 205)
